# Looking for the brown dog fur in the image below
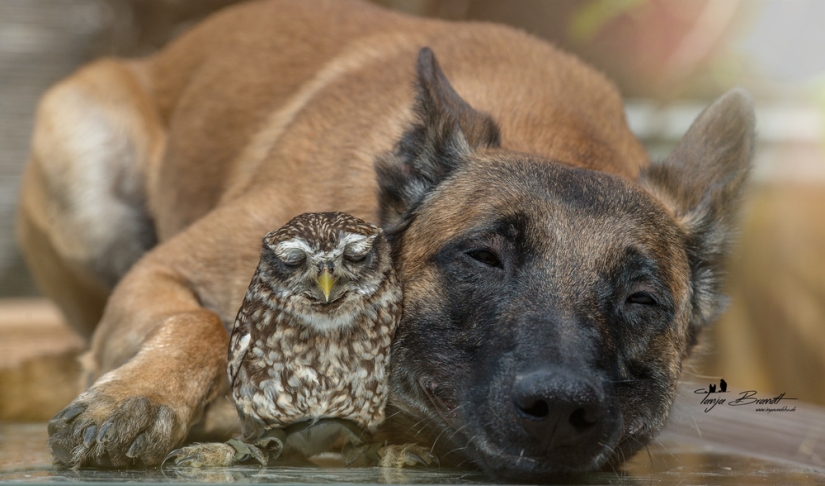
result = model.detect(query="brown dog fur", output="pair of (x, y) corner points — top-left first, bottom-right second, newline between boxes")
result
(15, 0), (754, 479)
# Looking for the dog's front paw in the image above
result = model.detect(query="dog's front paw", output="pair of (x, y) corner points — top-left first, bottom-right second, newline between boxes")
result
(48, 384), (187, 468)
(378, 444), (439, 468)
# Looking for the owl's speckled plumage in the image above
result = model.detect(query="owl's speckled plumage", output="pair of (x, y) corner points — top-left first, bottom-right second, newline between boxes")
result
(227, 212), (401, 441)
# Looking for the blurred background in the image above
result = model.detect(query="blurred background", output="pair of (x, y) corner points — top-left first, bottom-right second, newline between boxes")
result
(0, 0), (823, 409)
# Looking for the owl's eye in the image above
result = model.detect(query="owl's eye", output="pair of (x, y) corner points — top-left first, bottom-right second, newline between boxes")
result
(344, 251), (368, 263)
(282, 252), (306, 267)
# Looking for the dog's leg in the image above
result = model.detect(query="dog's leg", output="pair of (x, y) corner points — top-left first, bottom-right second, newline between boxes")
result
(16, 200), (110, 340)
(46, 259), (231, 468)
(21, 58), (240, 468)
(46, 196), (278, 468)
(16, 58), (161, 339)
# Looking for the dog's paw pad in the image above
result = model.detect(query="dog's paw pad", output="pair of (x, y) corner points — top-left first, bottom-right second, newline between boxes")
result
(378, 444), (439, 468)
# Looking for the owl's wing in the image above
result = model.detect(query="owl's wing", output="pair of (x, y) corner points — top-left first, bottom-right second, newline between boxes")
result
(227, 300), (253, 386)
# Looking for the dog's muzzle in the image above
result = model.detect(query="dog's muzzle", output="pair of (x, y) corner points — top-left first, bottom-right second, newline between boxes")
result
(510, 369), (606, 456)
(465, 364), (622, 480)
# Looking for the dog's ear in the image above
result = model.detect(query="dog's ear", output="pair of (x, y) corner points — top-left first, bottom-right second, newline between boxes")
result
(376, 47), (500, 228)
(642, 88), (755, 332)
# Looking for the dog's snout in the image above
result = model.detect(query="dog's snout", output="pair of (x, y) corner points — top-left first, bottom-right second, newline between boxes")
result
(512, 369), (604, 450)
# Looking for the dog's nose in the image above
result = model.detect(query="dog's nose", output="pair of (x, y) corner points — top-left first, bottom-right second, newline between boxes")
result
(512, 369), (604, 450)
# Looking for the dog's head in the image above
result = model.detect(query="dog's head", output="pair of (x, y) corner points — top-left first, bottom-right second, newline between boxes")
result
(376, 48), (754, 481)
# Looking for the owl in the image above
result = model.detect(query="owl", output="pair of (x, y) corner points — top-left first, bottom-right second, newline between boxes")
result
(228, 212), (401, 445)
(163, 212), (405, 468)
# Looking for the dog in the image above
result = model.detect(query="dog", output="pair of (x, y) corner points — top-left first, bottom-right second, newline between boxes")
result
(16, 0), (754, 480)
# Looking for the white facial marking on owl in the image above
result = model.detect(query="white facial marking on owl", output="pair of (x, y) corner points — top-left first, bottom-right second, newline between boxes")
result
(339, 232), (377, 259)
(272, 238), (313, 261)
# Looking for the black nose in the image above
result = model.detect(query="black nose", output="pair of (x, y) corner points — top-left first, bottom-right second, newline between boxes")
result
(512, 369), (604, 450)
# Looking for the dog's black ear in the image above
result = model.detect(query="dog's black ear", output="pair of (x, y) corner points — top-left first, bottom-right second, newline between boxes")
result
(642, 88), (755, 332)
(376, 47), (500, 229)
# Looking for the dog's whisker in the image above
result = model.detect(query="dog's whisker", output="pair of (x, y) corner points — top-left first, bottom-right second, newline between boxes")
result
(381, 410), (405, 423)
(402, 417), (431, 438)
(428, 426), (450, 453)
(641, 441), (654, 472)
(651, 436), (681, 465)
(444, 422), (470, 444)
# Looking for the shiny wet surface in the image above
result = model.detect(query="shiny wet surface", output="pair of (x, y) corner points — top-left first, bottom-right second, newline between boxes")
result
(2, 421), (824, 485)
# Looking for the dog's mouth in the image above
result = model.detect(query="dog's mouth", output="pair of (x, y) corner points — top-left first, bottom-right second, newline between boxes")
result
(418, 376), (462, 428)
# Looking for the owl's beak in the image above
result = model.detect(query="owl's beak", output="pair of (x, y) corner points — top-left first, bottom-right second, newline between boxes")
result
(316, 269), (336, 302)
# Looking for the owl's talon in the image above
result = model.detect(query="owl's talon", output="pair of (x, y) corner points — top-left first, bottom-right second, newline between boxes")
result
(229, 438), (272, 466)
(171, 455), (199, 467)
(408, 452), (427, 466)
(378, 443), (439, 468)
(161, 448), (184, 468)
(248, 445), (269, 467)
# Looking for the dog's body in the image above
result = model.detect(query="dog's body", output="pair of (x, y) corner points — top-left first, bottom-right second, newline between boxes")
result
(17, 0), (754, 480)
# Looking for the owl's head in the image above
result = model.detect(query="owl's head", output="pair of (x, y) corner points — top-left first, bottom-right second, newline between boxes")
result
(258, 212), (391, 330)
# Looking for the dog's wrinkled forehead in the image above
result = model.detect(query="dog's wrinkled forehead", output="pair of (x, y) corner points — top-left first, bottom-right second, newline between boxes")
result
(264, 212), (380, 252)
(416, 158), (684, 261)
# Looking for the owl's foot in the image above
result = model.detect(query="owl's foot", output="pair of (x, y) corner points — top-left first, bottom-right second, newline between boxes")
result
(163, 442), (241, 468)
(378, 443), (439, 468)
(163, 438), (275, 467)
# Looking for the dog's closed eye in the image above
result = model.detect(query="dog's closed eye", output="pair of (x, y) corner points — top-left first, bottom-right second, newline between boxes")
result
(626, 291), (658, 306)
(466, 249), (502, 268)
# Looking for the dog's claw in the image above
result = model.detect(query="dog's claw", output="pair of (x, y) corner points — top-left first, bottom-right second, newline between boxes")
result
(61, 404), (86, 422)
(82, 425), (97, 447)
(378, 444), (439, 468)
(126, 433), (146, 459)
(96, 422), (114, 444)
(48, 404), (86, 435)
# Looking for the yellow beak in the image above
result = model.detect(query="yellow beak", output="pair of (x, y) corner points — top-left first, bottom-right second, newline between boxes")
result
(316, 269), (336, 302)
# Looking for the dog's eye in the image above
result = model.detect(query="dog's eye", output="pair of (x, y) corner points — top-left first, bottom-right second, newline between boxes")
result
(627, 292), (657, 306)
(466, 249), (502, 268)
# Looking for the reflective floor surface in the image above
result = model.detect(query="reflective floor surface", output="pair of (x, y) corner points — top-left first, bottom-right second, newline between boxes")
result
(2, 385), (825, 485)
(2, 425), (824, 485)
